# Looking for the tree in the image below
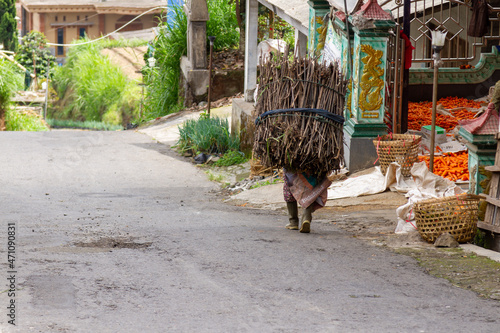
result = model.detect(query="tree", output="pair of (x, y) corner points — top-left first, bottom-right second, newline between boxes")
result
(0, 0), (18, 51)
(15, 31), (56, 79)
(232, 0), (245, 55)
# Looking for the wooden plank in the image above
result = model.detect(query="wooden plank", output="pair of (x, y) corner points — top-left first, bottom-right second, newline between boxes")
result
(491, 205), (498, 226)
(489, 173), (500, 199)
(485, 165), (500, 173)
(495, 140), (500, 165)
(484, 196), (500, 207)
(485, 203), (494, 224)
(494, 208), (500, 226)
(478, 221), (500, 234)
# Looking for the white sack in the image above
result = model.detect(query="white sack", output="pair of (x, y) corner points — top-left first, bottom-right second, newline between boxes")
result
(327, 162), (413, 200)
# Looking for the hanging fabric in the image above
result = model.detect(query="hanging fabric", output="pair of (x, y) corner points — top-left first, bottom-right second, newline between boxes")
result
(468, 0), (489, 37)
(400, 30), (415, 69)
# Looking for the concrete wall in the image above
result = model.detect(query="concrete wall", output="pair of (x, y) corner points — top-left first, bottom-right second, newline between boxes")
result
(45, 12), (98, 41)
(103, 14), (159, 35)
(32, 12), (40, 32)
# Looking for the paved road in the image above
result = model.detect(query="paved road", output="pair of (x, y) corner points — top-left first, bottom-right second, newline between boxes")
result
(1, 131), (499, 333)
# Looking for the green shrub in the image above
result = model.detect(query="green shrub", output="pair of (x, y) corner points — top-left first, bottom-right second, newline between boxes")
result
(46, 118), (123, 131)
(176, 116), (239, 154)
(249, 177), (282, 189)
(50, 38), (140, 125)
(142, 7), (187, 121)
(15, 31), (56, 80)
(97, 38), (148, 49)
(0, 59), (23, 104)
(206, 0), (239, 50)
(258, 6), (295, 47)
(102, 105), (122, 125)
(214, 149), (247, 166)
(0, 0), (18, 52)
(5, 109), (49, 131)
(0, 59), (23, 125)
(143, 0), (240, 122)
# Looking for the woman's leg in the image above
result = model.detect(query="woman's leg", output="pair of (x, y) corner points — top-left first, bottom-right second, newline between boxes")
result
(299, 205), (313, 233)
(283, 172), (299, 230)
(286, 201), (299, 230)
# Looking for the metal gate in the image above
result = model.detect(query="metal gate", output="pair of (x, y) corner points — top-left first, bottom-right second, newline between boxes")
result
(380, 0), (500, 132)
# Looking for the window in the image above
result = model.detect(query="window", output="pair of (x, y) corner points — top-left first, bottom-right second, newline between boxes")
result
(77, 16), (80, 21)
(57, 28), (64, 56)
(55, 16), (58, 22)
(63, 16), (66, 22)
(79, 28), (86, 38)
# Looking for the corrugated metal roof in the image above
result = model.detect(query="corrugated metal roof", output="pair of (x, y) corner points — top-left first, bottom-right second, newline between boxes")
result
(259, 0), (309, 33)
(328, 0), (363, 14)
(380, 0), (454, 18)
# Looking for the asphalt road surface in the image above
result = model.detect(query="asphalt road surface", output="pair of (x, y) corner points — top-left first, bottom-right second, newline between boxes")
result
(1, 130), (499, 333)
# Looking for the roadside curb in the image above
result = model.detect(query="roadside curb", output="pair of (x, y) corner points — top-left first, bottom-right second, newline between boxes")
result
(460, 244), (500, 263)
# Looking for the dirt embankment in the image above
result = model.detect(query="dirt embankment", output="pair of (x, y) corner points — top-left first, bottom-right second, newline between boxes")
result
(101, 47), (148, 81)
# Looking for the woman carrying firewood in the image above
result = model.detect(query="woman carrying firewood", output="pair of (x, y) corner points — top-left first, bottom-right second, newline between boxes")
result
(251, 55), (347, 233)
(283, 170), (332, 233)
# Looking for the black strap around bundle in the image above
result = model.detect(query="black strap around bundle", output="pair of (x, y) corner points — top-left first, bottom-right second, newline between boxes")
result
(255, 108), (345, 126)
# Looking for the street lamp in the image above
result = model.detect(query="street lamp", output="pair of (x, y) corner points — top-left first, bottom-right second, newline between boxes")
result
(429, 29), (447, 172)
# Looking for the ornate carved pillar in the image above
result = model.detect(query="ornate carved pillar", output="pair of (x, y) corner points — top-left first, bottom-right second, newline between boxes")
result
(346, 0), (394, 137)
(307, 0), (330, 56)
(342, 0), (396, 172)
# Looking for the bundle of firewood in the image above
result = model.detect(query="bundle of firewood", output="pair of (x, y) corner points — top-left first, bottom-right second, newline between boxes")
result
(253, 55), (347, 174)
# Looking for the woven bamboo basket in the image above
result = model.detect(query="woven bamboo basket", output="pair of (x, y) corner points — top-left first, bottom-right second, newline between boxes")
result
(373, 134), (421, 177)
(414, 194), (482, 243)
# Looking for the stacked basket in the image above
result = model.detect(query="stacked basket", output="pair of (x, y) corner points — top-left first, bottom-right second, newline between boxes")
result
(373, 134), (421, 177)
(414, 194), (482, 243)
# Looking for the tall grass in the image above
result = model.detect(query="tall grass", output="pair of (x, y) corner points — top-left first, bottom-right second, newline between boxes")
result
(142, 7), (187, 121)
(97, 38), (148, 49)
(143, 0), (239, 121)
(0, 59), (24, 127)
(0, 59), (23, 107)
(5, 110), (49, 131)
(176, 116), (240, 154)
(207, 0), (239, 50)
(51, 38), (140, 125)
